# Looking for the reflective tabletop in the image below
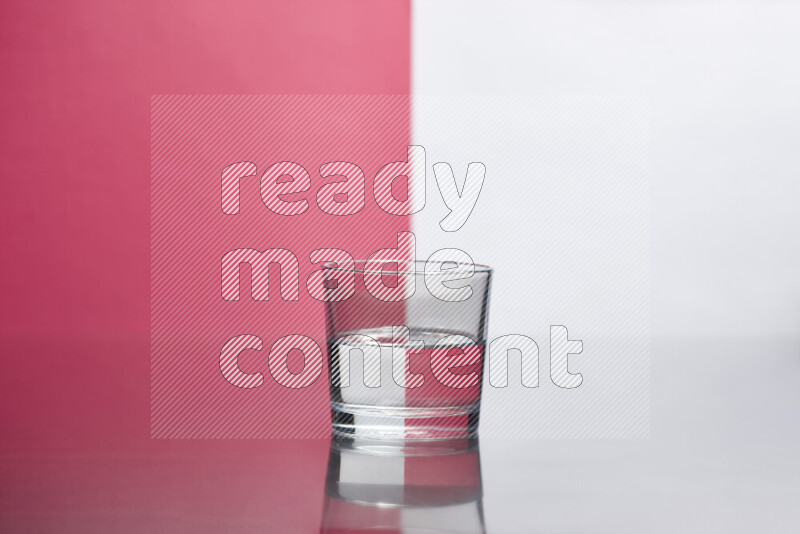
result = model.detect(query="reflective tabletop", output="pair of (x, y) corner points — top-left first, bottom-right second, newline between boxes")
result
(2, 339), (798, 533)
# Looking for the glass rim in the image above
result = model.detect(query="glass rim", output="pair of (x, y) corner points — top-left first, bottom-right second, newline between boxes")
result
(322, 259), (493, 275)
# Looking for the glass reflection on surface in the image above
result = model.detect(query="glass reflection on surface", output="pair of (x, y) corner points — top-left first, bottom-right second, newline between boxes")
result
(321, 436), (484, 534)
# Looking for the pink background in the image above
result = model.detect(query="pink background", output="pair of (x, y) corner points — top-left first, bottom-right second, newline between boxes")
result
(0, 0), (409, 450)
(1, 2), (409, 530)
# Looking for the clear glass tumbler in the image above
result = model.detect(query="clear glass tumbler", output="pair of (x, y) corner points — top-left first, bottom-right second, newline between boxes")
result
(323, 259), (493, 440)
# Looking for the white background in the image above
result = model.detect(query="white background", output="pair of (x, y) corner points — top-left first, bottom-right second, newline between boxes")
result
(414, 0), (800, 340)
(413, 1), (799, 531)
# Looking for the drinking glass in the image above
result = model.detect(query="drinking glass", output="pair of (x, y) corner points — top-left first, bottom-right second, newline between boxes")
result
(323, 259), (492, 440)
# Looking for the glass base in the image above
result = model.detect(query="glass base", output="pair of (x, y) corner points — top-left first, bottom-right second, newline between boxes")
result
(331, 403), (480, 441)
